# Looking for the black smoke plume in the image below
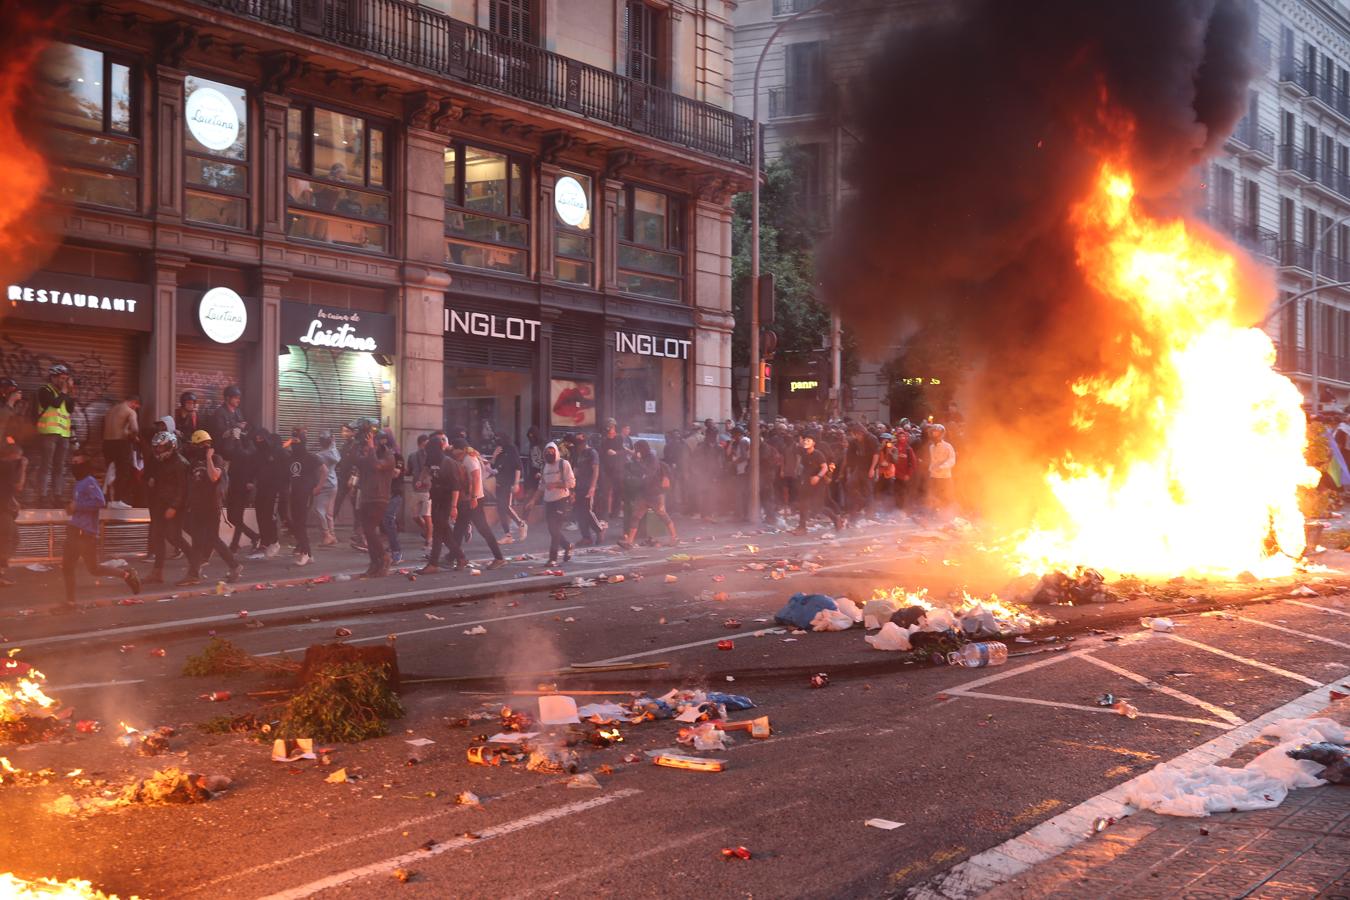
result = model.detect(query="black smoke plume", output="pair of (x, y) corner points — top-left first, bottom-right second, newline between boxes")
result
(821, 0), (1262, 519)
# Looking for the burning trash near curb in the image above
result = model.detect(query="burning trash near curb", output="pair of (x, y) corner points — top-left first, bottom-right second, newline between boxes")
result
(0, 654), (64, 744)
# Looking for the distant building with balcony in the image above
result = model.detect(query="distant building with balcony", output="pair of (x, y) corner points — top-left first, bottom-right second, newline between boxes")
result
(1209, 0), (1350, 408)
(11, 0), (752, 462)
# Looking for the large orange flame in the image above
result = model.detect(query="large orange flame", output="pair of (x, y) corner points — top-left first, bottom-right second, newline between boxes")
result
(1013, 165), (1316, 578)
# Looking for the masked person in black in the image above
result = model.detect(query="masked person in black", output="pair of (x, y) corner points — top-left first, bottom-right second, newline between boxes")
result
(225, 425), (261, 554)
(248, 430), (285, 559)
(144, 430), (190, 585)
(490, 433), (526, 543)
(286, 427), (325, 567)
(332, 423), (364, 552)
(418, 433), (465, 573)
(179, 430), (242, 586)
(571, 432), (604, 546)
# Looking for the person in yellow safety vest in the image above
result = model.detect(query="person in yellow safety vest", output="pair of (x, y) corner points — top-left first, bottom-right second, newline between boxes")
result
(34, 364), (75, 508)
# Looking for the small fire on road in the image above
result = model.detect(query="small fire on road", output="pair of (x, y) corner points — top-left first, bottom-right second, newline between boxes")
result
(0, 873), (132, 899)
(1013, 165), (1316, 580)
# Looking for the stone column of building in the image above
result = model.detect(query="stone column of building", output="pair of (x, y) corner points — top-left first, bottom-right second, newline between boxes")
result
(257, 267), (288, 431)
(538, 308), (559, 431)
(693, 189), (735, 421)
(153, 65), (184, 221)
(400, 110), (457, 447)
(148, 255), (188, 418)
(538, 165), (559, 283)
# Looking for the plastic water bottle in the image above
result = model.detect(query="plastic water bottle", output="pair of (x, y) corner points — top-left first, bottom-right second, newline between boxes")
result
(947, 641), (1008, 668)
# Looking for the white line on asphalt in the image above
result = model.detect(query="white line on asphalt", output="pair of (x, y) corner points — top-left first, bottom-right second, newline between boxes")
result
(503, 829), (721, 900)
(259, 789), (642, 900)
(5, 531), (897, 652)
(913, 677), (1347, 900)
(256, 605), (586, 656)
(46, 679), (145, 691)
(1228, 614), (1350, 649)
(180, 782), (551, 895)
(1078, 653), (1245, 726)
(1159, 633), (1322, 686)
(578, 628), (786, 665)
(931, 641), (1139, 697)
(1283, 598), (1350, 618)
(942, 689), (1233, 729)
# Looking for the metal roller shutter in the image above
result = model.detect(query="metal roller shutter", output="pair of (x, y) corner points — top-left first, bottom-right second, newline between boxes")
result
(175, 338), (244, 415)
(551, 315), (601, 378)
(443, 298), (536, 371)
(0, 320), (139, 459)
(277, 347), (384, 440)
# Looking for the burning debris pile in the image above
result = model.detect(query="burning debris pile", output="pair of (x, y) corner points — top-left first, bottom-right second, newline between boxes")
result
(48, 768), (231, 818)
(0, 873), (135, 900)
(1027, 568), (1118, 606)
(1, 656), (65, 744)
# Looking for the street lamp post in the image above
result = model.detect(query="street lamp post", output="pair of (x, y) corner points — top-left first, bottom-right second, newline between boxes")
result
(749, 0), (841, 524)
(1310, 213), (1350, 412)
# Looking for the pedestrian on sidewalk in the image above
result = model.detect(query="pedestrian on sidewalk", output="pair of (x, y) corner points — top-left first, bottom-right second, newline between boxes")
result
(34, 364), (75, 507)
(450, 438), (506, 569)
(419, 432), (465, 573)
(353, 422), (394, 578)
(179, 431), (241, 586)
(525, 441), (575, 565)
(314, 430), (340, 547)
(286, 427), (325, 567)
(491, 433), (526, 543)
(63, 453), (141, 604)
(101, 393), (140, 507)
(524, 426), (544, 498)
(406, 434), (432, 551)
(378, 430), (405, 565)
(250, 430), (285, 559)
(618, 440), (676, 549)
(144, 430), (189, 585)
(333, 423), (364, 552)
(570, 432), (604, 546)
(0, 435), (26, 588)
(206, 385), (246, 459)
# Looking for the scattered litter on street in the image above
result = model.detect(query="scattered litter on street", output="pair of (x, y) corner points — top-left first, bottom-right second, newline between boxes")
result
(865, 818), (905, 830)
(463, 626), (488, 635)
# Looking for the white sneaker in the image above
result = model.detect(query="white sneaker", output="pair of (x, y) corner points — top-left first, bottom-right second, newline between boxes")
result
(295, 554), (313, 567)
(108, 500), (132, 510)
(518, 524), (528, 541)
(248, 551), (268, 560)
(500, 535), (516, 545)
(263, 543), (280, 559)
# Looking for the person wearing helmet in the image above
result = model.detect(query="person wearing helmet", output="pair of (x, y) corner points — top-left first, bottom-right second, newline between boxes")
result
(62, 454), (141, 605)
(34, 364), (75, 507)
(0, 434), (26, 587)
(144, 430), (189, 585)
(179, 430), (242, 586)
(174, 391), (200, 439)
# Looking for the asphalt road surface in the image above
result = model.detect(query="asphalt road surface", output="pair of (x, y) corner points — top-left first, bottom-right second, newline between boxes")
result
(2, 521), (1348, 899)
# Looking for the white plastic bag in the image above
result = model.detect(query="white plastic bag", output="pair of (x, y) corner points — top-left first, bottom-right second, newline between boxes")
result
(810, 609), (855, 632)
(834, 597), (864, 623)
(864, 622), (912, 652)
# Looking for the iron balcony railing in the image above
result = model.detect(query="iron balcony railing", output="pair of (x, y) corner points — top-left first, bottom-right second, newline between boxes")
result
(188, 0), (754, 166)
(768, 85), (826, 119)
(1279, 55), (1315, 92)
(1206, 210), (1279, 262)
(1229, 120), (1275, 159)
(1278, 143), (1318, 180)
(1279, 239), (1313, 271)
(772, 0), (824, 15)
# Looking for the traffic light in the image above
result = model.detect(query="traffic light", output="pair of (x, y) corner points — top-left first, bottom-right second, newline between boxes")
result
(757, 361), (772, 395)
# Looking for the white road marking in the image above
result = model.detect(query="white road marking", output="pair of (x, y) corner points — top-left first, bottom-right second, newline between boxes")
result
(46, 679), (145, 691)
(913, 678), (1346, 900)
(180, 782), (549, 895)
(1229, 615), (1350, 649)
(259, 789), (641, 900)
(256, 606), (586, 656)
(1079, 653), (1245, 726)
(1283, 598), (1350, 618)
(1159, 633), (1322, 686)
(942, 689), (1233, 729)
(578, 628), (786, 665)
(5, 532), (897, 652)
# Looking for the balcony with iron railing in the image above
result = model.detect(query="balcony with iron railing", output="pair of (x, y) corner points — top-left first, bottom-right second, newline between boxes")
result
(183, 0), (754, 167)
(772, 0), (825, 15)
(1228, 119), (1275, 162)
(1278, 143), (1318, 181)
(1207, 210), (1280, 262)
(1279, 239), (1313, 271)
(768, 84), (826, 119)
(1279, 55), (1315, 93)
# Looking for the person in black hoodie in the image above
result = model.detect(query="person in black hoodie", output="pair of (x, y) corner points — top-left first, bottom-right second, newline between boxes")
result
(285, 427), (325, 567)
(418, 432), (465, 574)
(144, 430), (190, 585)
(226, 427), (261, 554)
(250, 430), (285, 558)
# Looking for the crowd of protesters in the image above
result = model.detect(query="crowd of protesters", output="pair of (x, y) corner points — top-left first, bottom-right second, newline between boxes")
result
(0, 365), (960, 597)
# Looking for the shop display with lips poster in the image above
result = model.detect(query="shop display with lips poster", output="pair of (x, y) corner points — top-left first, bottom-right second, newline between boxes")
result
(550, 379), (595, 427)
